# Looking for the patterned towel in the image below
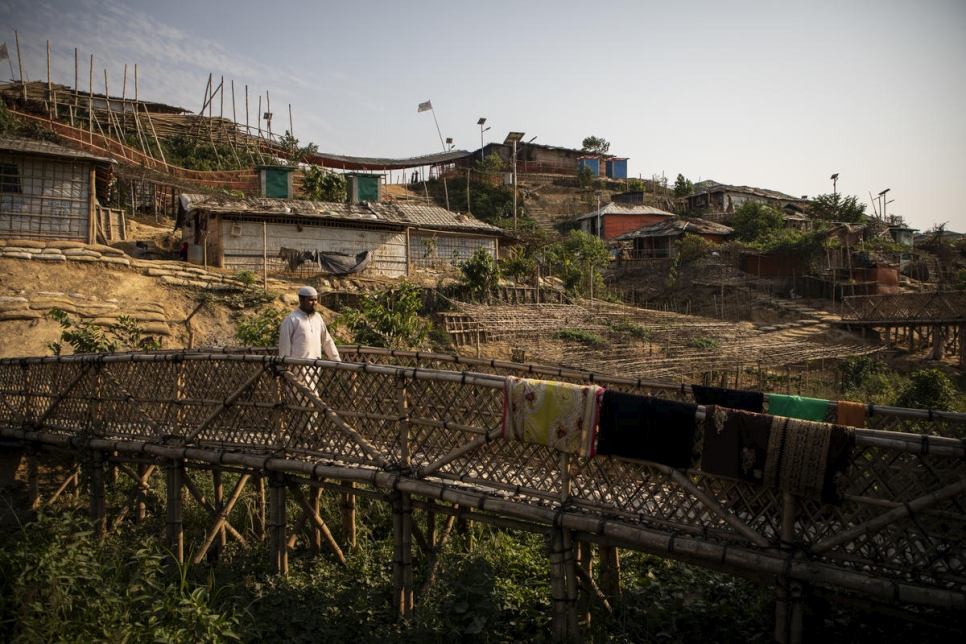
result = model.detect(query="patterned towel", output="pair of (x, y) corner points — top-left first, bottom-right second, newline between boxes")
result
(836, 400), (866, 428)
(690, 384), (765, 413)
(502, 377), (603, 458)
(700, 406), (771, 484)
(596, 391), (699, 469)
(701, 406), (855, 505)
(768, 394), (829, 422)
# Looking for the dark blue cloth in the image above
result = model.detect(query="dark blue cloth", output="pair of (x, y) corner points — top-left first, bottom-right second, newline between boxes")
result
(690, 384), (765, 413)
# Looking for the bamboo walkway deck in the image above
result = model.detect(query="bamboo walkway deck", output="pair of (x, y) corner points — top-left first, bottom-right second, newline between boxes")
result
(0, 348), (963, 642)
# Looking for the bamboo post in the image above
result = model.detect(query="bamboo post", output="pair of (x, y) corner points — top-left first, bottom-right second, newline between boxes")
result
(309, 484), (322, 554)
(341, 481), (356, 547)
(15, 31), (24, 98)
(268, 472), (288, 575)
(166, 458), (184, 565)
(89, 450), (106, 536)
(598, 544), (621, 601)
(136, 463), (147, 523)
(391, 491), (414, 617)
(577, 540), (592, 627)
(27, 447), (39, 510)
(213, 470), (226, 558)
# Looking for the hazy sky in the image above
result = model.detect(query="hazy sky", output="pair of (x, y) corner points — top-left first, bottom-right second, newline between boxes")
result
(2, 0), (963, 232)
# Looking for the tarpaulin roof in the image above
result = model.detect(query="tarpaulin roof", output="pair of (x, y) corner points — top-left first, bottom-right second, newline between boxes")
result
(305, 149), (473, 171)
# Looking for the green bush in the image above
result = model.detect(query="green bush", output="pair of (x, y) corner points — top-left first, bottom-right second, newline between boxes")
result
(335, 282), (430, 350)
(687, 336), (720, 350)
(896, 369), (957, 411)
(553, 327), (605, 346)
(606, 319), (652, 341)
(47, 309), (161, 354)
(235, 306), (286, 347)
(459, 248), (501, 303)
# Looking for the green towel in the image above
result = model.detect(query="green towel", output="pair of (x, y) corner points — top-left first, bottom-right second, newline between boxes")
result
(768, 394), (829, 422)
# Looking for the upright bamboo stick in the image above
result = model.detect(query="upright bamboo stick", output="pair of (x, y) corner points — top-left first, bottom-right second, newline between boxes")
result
(166, 458), (184, 565)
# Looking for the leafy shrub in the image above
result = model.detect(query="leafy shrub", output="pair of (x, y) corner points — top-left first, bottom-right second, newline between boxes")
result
(235, 306), (286, 347)
(553, 328), (605, 346)
(606, 319), (652, 341)
(498, 246), (536, 284)
(687, 336), (720, 350)
(840, 355), (882, 392)
(896, 369), (957, 411)
(459, 248), (500, 303)
(335, 282), (430, 349)
(47, 309), (161, 354)
(300, 165), (347, 202)
(0, 509), (240, 643)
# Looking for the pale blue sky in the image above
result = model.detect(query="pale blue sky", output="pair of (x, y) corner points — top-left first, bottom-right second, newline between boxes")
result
(2, 0), (964, 232)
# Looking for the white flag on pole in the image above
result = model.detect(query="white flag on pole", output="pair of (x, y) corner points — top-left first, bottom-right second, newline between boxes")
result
(0, 44), (9, 62)
(417, 100), (433, 113)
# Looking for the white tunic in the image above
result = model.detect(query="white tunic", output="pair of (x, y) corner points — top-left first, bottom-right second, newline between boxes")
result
(278, 308), (341, 361)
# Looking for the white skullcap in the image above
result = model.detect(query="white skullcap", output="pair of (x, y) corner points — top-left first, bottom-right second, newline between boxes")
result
(298, 286), (318, 297)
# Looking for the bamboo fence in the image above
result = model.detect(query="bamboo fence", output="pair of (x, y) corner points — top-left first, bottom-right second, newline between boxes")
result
(0, 350), (963, 642)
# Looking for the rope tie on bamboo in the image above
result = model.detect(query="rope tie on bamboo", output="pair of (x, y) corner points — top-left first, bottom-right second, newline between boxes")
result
(783, 555), (793, 579)
(667, 533), (676, 554)
(721, 544), (729, 565)
(920, 435), (930, 455)
(892, 581), (901, 603)
(460, 372), (467, 386)
(928, 409), (934, 422)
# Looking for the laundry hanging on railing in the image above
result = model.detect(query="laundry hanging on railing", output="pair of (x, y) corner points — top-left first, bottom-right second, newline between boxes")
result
(502, 377), (603, 459)
(836, 400), (866, 428)
(596, 391), (699, 469)
(278, 248), (373, 275)
(700, 406), (854, 505)
(690, 384), (764, 413)
(767, 394), (829, 422)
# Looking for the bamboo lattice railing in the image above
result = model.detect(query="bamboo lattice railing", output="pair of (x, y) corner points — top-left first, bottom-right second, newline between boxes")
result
(0, 350), (963, 613)
(840, 291), (966, 324)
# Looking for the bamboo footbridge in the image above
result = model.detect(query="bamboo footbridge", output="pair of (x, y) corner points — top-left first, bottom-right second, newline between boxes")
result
(1, 347), (964, 642)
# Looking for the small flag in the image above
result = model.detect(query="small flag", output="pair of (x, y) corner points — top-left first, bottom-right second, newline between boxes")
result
(0, 44), (9, 62)
(417, 100), (433, 113)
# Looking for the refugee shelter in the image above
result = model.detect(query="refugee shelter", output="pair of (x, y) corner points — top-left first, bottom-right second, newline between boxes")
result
(576, 203), (675, 240)
(0, 135), (116, 242)
(179, 193), (509, 278)
(613, 217), (732, 259)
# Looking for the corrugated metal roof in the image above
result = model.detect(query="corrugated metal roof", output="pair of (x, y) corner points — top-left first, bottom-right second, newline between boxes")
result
(0, 135), (115, 164)
(576, 202), (675, 221)
(393, 203), (504, 233)
(613, 217), (732, 240)
(181, 194), (507, 236)
(181, 194), (402, 223)
(687, 181), (803, 202)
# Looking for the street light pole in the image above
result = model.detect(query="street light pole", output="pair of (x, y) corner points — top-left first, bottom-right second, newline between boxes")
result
(477, 118), (488, 163)
(504, 132), (524, 230)
(830, 173), (839, 200)
(878, 188), (891, 221)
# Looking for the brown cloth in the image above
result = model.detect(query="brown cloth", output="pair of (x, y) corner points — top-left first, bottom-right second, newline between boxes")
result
(701, 406), (855, 505)
(700, 406), (771, 484)
(836, 400), (866, 428)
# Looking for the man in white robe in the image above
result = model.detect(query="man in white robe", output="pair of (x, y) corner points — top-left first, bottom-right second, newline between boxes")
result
(278, 286), (341, 361)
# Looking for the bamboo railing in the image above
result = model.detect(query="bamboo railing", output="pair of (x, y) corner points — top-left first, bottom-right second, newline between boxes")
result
(0, 350), (963, 641)
(840, 291), (966, 324)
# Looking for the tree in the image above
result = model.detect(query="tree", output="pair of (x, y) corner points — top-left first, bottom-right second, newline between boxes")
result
(896, 369), (957, 411)
(545, 230), (610, 298)
(300, 165), (347, 202)
(235, 307), (286, 347)
(335, 282), (430, 350)
(673, 174), (694, 198)
(279, 131), (318, 166)
(810, 193), (866, 223)
(459, 247), (501, 302)
(731, 201), (786, 242)
(581, 136), (610, 156)
(475, 152), (506, 174)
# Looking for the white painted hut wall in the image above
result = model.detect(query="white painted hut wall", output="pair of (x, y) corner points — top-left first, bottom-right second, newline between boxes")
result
(218, 219), (407, 277)
(0, 155), (91, 240)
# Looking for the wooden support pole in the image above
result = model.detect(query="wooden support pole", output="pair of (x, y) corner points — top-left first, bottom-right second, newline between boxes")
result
(932, 325), (944, 360)
(598, 544), (621, 601)
(577, 540), (593, 627)
(27, 447), (39, 510)
(268, 472), (288, 575)
(166, 458), (184, 565)
(213, 470), (226, 558)
(309, 484), (322, 554)
(341, 480), (356, 547)
(90, 451), (106, 537)
(391, 491), (414, 617)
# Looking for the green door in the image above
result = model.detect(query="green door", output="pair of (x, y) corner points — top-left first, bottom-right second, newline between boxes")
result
(265, 168), (289, 198)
